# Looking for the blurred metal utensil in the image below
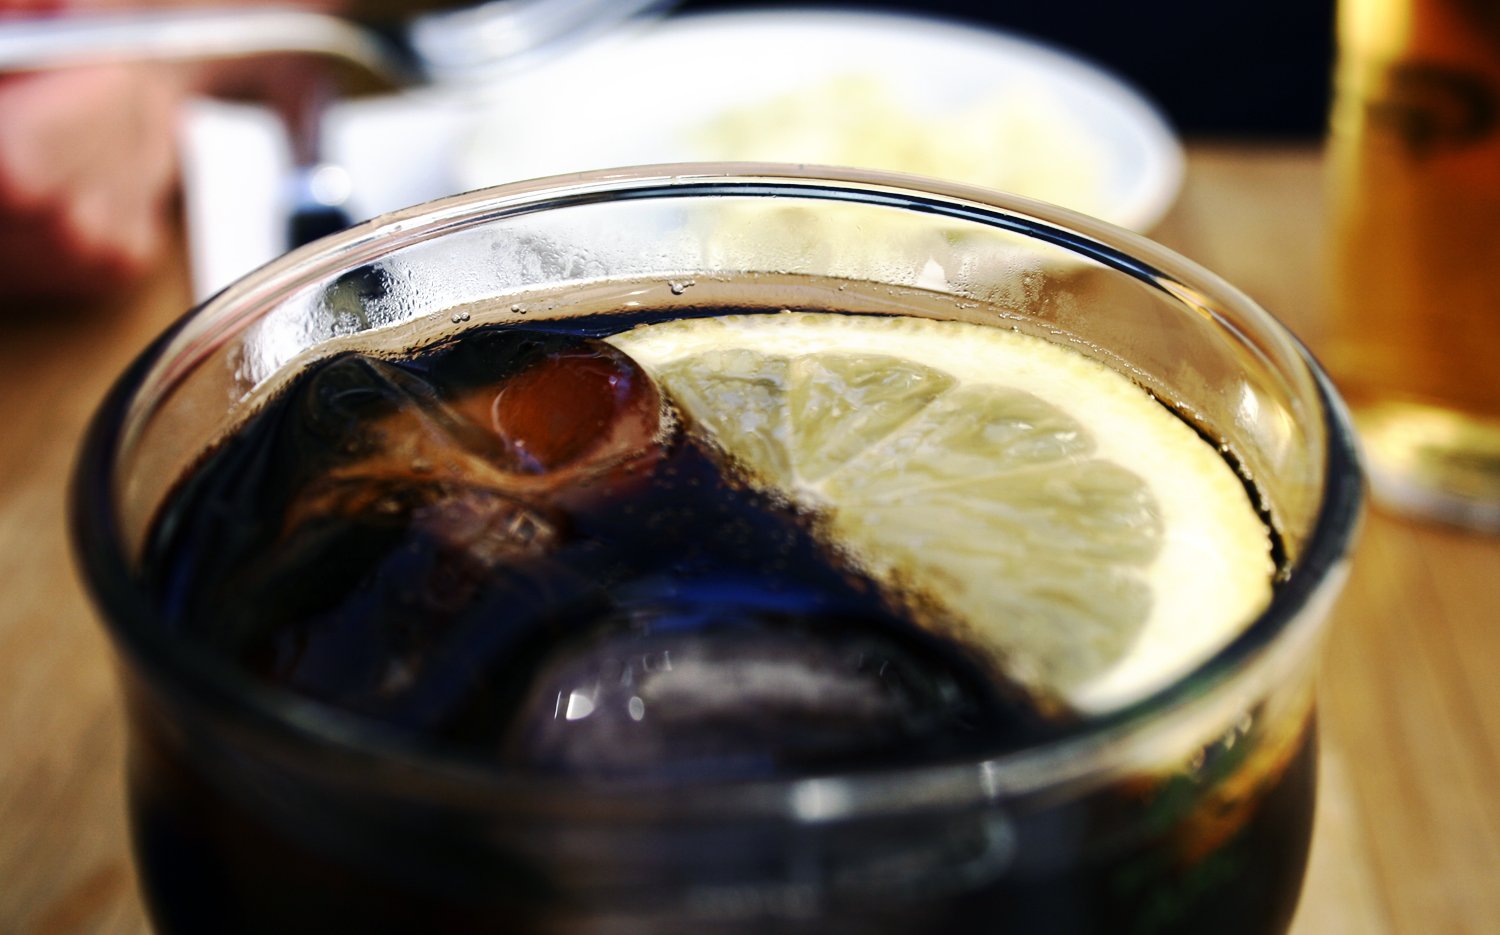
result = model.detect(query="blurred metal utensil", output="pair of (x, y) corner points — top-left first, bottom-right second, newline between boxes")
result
(0, 0), (669, 87)
(1, 0), (672, 246)
(0, 7), (414, 85)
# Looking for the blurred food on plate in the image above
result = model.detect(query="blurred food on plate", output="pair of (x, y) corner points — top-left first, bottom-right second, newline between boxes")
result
(688, 71), (1111, 219)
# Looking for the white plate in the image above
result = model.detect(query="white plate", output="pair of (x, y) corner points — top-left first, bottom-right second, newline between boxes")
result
(180, 10), (1182, 300)
(458, 11), (1183, 225)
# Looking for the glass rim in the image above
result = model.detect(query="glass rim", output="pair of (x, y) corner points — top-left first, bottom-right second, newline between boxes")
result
(70, 163), (1364, 820)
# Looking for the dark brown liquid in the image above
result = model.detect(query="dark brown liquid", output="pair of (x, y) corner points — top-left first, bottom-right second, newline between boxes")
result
(131, 312), (1315, 934)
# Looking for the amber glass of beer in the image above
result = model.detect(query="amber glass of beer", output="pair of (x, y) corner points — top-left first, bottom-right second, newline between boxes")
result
(1326, 0), (1500, 528)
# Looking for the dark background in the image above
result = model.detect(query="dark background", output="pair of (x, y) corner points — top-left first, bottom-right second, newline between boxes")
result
(675, 0), (1338, 138)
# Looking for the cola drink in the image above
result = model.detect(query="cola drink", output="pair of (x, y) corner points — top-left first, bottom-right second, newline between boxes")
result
(127, 313), (1316, 935)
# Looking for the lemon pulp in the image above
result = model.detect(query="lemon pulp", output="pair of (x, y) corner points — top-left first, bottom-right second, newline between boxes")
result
(608, 312), (1273, 713)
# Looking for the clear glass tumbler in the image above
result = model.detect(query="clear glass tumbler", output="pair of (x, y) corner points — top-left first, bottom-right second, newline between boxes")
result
(72, 165), (1362, 935)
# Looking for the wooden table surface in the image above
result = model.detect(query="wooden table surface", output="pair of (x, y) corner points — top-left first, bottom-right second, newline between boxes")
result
(2, 143), (1498, 934)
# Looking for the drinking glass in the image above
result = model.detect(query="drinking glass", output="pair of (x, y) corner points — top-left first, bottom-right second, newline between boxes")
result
(72, 165), (1362, 934)
(1326, 0), (1500, 528)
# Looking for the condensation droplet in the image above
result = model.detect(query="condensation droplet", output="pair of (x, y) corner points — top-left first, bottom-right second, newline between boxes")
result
(451, 310), (471, 324)
(668, 279), (696, 296)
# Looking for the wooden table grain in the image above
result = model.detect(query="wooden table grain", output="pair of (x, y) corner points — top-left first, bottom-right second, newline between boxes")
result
(3, 143), (1498, 934)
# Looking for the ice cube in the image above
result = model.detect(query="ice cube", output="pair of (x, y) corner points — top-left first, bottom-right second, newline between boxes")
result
(500, 584), (1031, 777)
(210, 330), (673, 728)
(482, 338), (664, 476)
(219, 479), (573, 719)
(291, 332), (667, 504)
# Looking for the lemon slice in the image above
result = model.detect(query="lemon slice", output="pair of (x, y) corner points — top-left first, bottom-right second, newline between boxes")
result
(607, 312), (1273, 712)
